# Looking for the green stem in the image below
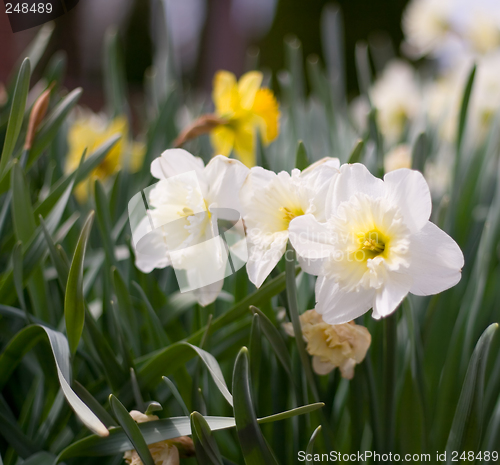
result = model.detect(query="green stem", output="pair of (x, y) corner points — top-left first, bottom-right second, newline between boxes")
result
(285, 241), (319, 403)
(383, 312), (397, 453)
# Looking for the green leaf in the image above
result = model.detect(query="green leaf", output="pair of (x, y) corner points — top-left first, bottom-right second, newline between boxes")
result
(56, 406), (321, 459)
(232, 347), (279, 465)
(11, 160), (36, 244)
(446, 323), (498, 456)
(104, 28), (128, 118)
(456, 64), (476, 165)
(163, 377), (190, 417)
(249, 313), (261, 390)
(57, 416), (236, 460)
(94, 179), (117, 265)
(145, 401), (163, 416)
(348, 139), (364, 164)
(13, 242), (29, 323)
(19, 452), (56, 465)
(250, 306), (293, 379)
(28, 88), (83, 168)
(0, 411), (37, 458)
(40, 216), (69, 290)
(138, 342), (232, 406)
(109, 394), (154, 465)
(0, 325), (108, 437)
(65, 211), (95, 354)
(306, 426), (322, 465)
(295, 141), (310, 170)
(256, 403), (324, 424)
(411, 132), (427, 172)
(0, 58), (30, 177)
(186, 269), (289, 346)
(73, 381), (117, 428)
(191, 411), (224, 465)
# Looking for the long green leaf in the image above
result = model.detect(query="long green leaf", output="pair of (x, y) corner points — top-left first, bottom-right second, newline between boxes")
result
(295, 141), (310, 170)
(11, 160), (36, 244)
(191, 411), (224, 465)
(109, 395), (154, 465)
(65, 212), (95, 354)
(305, 426), (322, 465)
(232, 347), (279, 465)
(0, 58), (30, 177)
(348, 139), (364, 164)
(0, 325), (108, 437)
(446, 323), (498, 457)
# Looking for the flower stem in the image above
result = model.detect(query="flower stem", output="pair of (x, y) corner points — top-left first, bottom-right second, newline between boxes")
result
(285, 241), (320, 403)
(383, 312), (397, 452)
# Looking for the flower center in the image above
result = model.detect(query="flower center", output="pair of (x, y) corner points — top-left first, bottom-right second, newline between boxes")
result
(357, 229), (386, 258)
(279, 206), (304, 223)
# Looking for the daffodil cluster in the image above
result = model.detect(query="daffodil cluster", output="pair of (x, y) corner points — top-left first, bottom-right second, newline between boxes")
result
(133, 149), (463, 324)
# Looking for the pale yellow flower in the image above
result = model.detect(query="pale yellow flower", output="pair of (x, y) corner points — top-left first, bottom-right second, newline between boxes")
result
(210, 70), (280, 167)
(284, 310), (371, 379)
(123, 410), (194, 465)
(65, 111), (145, 202)
(466, 12), (500, 54)
(384, 144), (412, 173)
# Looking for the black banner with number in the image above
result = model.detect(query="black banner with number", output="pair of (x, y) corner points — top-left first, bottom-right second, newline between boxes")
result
(3, 0), (79, 32)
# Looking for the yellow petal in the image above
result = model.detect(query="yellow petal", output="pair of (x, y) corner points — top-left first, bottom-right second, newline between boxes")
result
(213, 71), (238, 116)
(210, 125), (236, 157)
(252, 88), (280, 144)
(233, 124), (255, 167)
(238, 71), (263, 110)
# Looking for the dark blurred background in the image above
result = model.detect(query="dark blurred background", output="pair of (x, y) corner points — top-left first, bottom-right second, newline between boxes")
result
(0, 0), (409, 108)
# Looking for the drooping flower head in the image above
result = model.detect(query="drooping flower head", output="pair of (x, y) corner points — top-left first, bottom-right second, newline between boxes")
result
(289, 164), (464, 324)
(131, 149), (249, 306)
(66, 111), (145, 201)
(240, 158), (340, 288)
(284, 310), (371, 379)
(210, 70), (280, 167)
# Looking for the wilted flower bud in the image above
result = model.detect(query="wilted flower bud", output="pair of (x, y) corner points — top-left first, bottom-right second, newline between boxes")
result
(24, 83), (54, 150)
(284, 310), (371, 379)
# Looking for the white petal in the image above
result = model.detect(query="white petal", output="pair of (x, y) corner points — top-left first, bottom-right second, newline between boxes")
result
(408, 221), (464, 296)
(312, 356), (335, 375)
(329, 163), (386, 216)
(191, 279), (224, 307)
(239, 166), (276, 210)
(372, 271), (412, 319)
(383, 168), (431, 232)
(246, 231), (288, 288)
(134, 226), (171, 273)
(289, 215), (337, 276)
(204, 155), (249, 212)
(315, 276), (375, 325)
(151, 148), (205, 180)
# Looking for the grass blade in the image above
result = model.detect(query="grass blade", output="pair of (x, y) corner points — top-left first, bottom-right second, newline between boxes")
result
(0, 58), (30, 177)
(295, 141), (310, 170)
(305, 425), (322, 465)
(232, 347), (279, 465)
(109, 394), (154, 465)
(191, 411), (224, 465)
(65, 212), (95, 354)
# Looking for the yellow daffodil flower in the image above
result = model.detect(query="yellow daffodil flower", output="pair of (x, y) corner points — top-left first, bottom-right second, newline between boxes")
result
(210, 70), (280, 167)
(65, 111), (145, 202)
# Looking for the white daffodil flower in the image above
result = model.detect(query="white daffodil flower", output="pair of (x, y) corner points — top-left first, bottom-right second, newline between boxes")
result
(289, 163), (464, 324)
(130, 149), (249, 306)
(240, 158), (340, 288)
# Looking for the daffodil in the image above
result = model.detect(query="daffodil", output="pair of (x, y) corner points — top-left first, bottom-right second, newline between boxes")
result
(240, 158), (340, 288)
(289, 164), (464, 324)
(384, 144), (412, 173)
(65, 111), (145, 201)
(284, 310), (371, 378)
(210, 70), (279, 167)
(123, 410), (194, 465)
(370, 61), (421, 145)
(131, 149), (249, 306)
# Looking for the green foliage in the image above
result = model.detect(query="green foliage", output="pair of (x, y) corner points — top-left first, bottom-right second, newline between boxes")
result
(0, 8), (499, 465)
